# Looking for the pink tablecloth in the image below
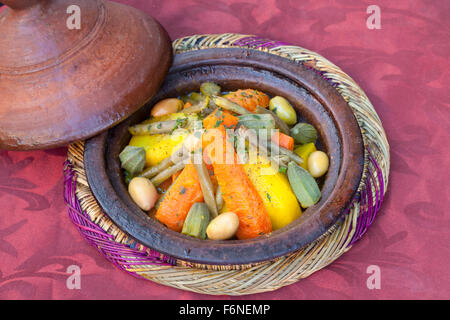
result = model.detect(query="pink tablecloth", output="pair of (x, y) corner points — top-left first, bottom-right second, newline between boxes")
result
(0, 0), (448, 299)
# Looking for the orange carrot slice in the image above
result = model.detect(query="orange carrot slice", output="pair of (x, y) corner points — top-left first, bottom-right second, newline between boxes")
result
(183, 102), (193, 109)
(272, 132), (294, 151)
(224, 89), (270, 112)
(155, 163), (203, 232)
(203, 108), (239, 130)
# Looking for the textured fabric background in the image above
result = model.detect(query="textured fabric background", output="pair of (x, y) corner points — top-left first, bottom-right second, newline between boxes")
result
(0, 0), (448, 299)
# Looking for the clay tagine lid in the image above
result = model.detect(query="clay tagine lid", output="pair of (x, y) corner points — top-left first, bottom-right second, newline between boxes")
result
(0, 0), (172, 150)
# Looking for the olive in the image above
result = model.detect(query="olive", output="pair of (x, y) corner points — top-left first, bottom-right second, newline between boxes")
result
(269, 96), (297, 126)
(307, 151), (329, 178)
(150, 98), (184, 117)
(128, 177), (158, 211)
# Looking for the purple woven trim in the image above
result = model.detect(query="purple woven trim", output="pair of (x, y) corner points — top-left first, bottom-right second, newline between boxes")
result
(348, 149), (385, 245)
(63, 161), (177, 277)
(233, 36), (289, 50)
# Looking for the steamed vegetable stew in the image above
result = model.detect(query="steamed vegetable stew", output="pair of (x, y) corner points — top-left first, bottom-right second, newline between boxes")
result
(119, 82), (330, 240)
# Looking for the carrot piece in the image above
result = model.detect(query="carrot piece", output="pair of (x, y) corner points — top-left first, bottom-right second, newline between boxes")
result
(224, 89), (270, 112)
(203, 108), (239, 130)
(183, 101), (193, 109)
(272, 132), (294, 151)
(155, 163), (203, 232)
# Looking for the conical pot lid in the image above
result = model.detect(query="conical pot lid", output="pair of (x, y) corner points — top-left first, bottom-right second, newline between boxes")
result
(0, 0), (172, 150)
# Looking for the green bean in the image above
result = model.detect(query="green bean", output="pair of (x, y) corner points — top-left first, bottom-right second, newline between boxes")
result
(139, 157), (172, 179)
(129, 119), (187, 135)
(212, 95), (250, 115)
(256, 106), (290, 135)
(138, 144), (189, 179)
(271, 141), (304, 165)
(236, 126), (303, 165)
(150, 161), (186, 187)
(194, 160), (218, 218)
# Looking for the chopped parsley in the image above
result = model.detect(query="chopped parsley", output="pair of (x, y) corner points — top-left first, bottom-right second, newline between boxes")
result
(278, 166), (287, 174)
(176, 118), (185, 128)
(213, 120), (224, 128)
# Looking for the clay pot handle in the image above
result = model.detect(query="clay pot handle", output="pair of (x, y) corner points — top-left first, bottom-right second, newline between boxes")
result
(2, 0), (44, 10)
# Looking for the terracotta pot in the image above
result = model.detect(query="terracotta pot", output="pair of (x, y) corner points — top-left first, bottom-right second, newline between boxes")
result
(0, 0), (172, 150)
(84, 47), (365, 266)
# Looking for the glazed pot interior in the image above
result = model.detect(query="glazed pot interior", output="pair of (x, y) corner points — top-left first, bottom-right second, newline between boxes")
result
(84, 48), (364, 265)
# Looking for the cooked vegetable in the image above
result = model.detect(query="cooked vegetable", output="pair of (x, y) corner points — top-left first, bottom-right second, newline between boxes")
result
(271, 154), (290, 168)
(202, 108), (240, 131)
(307, 151), (329, 178)
(182, 96), (210, 114)
(182, 203), (211, 239)
(290, 123), (318, 144)
(150, 160), (187, 186)
(287, 161), (321, 208)
(128, 177), (158, 211)
(206, 212), (240, 240)
(155, 163), (204, 231)
(129, 132), (187, 167)
(129, 118), (187, 135)
(140, 157), (172, 179)
(271, 142), (303, 165)
(237, 127), (303, 166)
(138, 144), (189, 179)
(293, 143), (317, 170)
(200, 82), (221, 96)
(151, 98), (184, 117)
(212, 96), (250, 115)
(237, 114), (276, 130)
(203, 119), (272, 239)
(223, 89), (270, 112)
(269, 96), (297, 125)
(244, 158), (302, 230)
(194, 160), (218, 218)
(256, 106), (290, 135)
(119, 146), (146, 176)
(271, 131), (294, 151)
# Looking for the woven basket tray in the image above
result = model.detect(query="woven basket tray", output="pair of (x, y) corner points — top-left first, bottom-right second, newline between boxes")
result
(63, 33), (390, 295)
